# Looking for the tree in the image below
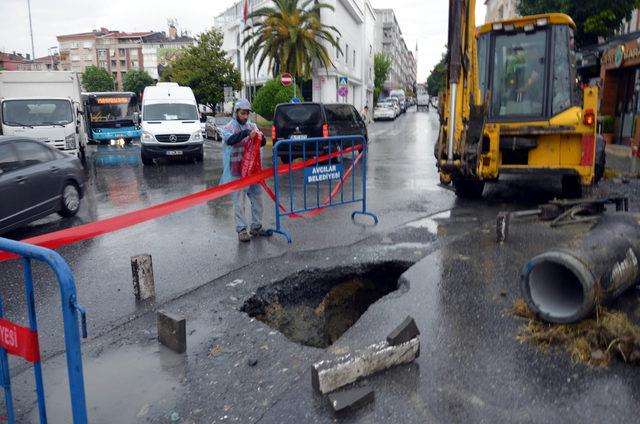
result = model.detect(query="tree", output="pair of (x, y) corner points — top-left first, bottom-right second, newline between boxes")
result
(426, 55), (446, 97)
(123, 70), (154, 97)
(374, 53), (391, 102)
(517, 0), (640, 47)
(162, 29), (242, 110)
(242, 0), (342, 89)
(81, 66), (114, 92)
(253, 79), (303, 120)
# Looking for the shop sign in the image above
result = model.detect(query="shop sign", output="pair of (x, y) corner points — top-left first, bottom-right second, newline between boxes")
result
(602, 43), (640, 68)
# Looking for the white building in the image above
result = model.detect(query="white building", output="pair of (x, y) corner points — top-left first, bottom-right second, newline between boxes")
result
(374, 9), (417, 94)
(485, 0), (520, 22)
(214, 0), (377, 111)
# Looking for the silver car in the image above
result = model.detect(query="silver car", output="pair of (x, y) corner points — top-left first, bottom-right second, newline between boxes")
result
(0, 136), (85, 234)
(205, 116), (232, 141)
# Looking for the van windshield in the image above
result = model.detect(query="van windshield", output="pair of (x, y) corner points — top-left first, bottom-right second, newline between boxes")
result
(143, 103), (198, 121)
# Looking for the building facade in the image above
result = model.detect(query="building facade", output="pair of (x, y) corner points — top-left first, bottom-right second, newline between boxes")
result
(374, 9), (417, 96)
(215, 0), (378, 111)
(484, 0), (519, 22)
(58, 25), (194, 90)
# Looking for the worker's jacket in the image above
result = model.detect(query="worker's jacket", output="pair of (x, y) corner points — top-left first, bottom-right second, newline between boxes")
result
(219, 118), (263, 184)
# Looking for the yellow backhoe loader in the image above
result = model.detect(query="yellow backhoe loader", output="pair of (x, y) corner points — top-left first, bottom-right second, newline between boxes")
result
(437, 1), (604, 198)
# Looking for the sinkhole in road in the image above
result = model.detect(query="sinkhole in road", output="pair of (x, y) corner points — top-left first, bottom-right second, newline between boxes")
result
(241, 261), (412, 348)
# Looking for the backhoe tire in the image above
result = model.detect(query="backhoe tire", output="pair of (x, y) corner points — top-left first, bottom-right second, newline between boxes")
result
(453, 178), (485, 199)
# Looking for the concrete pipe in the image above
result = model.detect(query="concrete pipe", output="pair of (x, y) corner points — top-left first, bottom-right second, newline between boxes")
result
(521, 214), (640, 324)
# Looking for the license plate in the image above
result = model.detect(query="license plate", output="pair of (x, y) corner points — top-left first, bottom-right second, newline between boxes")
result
(115, 134), (125, 138)
(291, 134), (307, 140)
(166, 150), (183, 156)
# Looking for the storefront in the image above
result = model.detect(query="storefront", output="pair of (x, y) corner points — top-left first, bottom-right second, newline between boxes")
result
(600, 40), (640, 145)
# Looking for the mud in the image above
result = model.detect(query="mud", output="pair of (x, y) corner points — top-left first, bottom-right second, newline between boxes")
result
(241, 261), (412, 348)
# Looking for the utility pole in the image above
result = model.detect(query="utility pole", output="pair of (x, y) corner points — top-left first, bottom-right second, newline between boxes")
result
(27, 0), (35, 60)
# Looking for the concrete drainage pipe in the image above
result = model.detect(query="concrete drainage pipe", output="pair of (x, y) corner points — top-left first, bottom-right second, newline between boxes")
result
(521, 214), (640, 323)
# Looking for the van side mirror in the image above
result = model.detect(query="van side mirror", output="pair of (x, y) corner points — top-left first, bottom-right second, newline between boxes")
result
(133, 112), (140, 125)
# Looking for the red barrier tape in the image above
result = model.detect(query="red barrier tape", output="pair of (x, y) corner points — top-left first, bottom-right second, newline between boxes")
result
(0, 145), (361, 262)
(260, 148), (364, 218)
(0, 318), (40, 362)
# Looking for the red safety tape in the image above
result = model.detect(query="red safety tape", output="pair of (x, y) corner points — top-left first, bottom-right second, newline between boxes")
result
(0, 145), (361, 262)
(0, 318), (40, 363)
(260, 148), (364, 218)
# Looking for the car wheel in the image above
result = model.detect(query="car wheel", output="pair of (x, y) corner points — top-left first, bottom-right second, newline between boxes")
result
(194, 147), (204, 163)
(141, 154), (154, 166)
(58, 182), (81, 217)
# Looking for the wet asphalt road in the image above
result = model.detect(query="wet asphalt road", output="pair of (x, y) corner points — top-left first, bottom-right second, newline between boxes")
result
(4, 107), (640, 422)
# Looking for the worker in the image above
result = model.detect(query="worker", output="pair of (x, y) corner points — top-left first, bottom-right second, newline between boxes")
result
(220, 99), (271, 242)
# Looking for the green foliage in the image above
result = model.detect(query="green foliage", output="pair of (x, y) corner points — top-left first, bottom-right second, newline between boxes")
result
(242, 0), (341, 80)
(374, 53), (391, 102)
(161, 29), (242, 108)
(426, 55), (447, 97)
(123, 70), (154, 97)
(252, 79), (302, 120)
(81, 66), (114, 92)
(517, 0), (640, 47)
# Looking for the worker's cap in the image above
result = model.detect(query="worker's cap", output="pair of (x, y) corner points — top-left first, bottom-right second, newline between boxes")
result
(234, 99), (252, 113)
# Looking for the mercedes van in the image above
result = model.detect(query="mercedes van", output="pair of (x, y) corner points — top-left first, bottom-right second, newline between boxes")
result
(139, 83), (204, 165)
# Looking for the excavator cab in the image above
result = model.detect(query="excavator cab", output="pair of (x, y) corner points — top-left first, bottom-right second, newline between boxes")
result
(438, 10), (603, 198)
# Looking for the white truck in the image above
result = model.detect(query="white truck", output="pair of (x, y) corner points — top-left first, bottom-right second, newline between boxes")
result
(0, 71), (87, 159)
(416, 84), (430, 111)
(138, 82), (204, 165)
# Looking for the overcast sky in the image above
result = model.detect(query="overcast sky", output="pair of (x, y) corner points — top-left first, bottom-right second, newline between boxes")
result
(0, 0), (486, 83)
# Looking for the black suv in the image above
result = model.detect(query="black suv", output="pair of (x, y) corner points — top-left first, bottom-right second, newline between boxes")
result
(272, 102), (367, 163)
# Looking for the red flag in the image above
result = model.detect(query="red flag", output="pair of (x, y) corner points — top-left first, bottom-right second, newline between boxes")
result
(243, 0), (249, 23)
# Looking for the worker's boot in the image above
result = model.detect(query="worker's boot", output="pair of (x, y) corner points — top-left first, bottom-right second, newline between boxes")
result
(238, 230), (251, 242)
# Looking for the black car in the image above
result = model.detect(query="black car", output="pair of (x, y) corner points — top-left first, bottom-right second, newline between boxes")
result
(0, 136), (85, 234)
(272, 102), (367, 163)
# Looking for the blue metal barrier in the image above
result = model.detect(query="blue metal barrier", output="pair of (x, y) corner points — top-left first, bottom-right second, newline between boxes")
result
(270, 135), (378, 242)
(0, 238), (88, 424)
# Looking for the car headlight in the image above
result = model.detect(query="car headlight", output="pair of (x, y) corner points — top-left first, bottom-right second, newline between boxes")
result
(141, 131), (155, 143)
(65, 134), (76, 149)
(191, 131), (203, 142)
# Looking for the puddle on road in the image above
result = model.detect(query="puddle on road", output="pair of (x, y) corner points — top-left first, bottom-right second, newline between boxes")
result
(241, 261), (412, 348)
(20, 342), (186, 423)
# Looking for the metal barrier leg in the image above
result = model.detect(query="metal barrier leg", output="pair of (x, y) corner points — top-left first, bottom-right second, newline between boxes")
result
(0, 296), (15, 424)
(22, 258), (47, 424)
(352, 143), (379, 225)
(270, 143), (292, 243)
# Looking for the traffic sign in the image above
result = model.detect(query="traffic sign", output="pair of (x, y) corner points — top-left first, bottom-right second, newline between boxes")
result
(281, 73), (293, 86)
(291, 97), (301, 103)
(338, 86), (349, 97)
(339, 76), (349, 86)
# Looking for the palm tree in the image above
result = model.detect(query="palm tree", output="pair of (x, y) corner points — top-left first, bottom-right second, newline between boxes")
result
(242, 0), (342, 82)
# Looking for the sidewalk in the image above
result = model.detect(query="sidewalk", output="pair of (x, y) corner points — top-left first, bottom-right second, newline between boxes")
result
(606, 144), (640, 176)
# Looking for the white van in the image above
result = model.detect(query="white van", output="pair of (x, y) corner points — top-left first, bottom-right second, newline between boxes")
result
(139, 82), (204, 165)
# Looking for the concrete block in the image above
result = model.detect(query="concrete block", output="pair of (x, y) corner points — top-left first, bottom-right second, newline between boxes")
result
(328, 385), (374, 414)
(157, 310), (186, 353)
(386, 316), (420, 346)
(311, 337), (419, 394)
(131, 254), (155, 301)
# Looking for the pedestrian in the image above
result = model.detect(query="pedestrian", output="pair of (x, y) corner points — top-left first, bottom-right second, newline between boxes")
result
(360, 105), (370, 124)
(220, 99), (271, 242)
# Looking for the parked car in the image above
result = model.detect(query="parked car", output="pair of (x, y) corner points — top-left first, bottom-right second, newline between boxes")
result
(205, 116), (233, 141)
(373, 101), (397, 121)
(272, 102), (367, 164)
(0, 136), (85, 234)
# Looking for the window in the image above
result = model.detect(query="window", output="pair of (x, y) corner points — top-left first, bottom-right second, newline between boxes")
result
(346, 44), (349, 64)
(491, 30), (547, 118)
(274, 104), (323, 129)
(324, 105), (356, 124)
(119, 48), (126, 56)
(83, 41), (92, 49)
(0, 144), (21, 173)
(552, 25), (577, 115)
(336, 38), (340, 59)
(120, 60), (126, 67)
(2, 100), (73, 126)
(14, 142), (54, 167)
(143, 103), (199, 121)
(353, 49), (356, 68)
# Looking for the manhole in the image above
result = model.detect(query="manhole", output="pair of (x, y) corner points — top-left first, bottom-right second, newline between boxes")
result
(241, 261), (412, 348)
